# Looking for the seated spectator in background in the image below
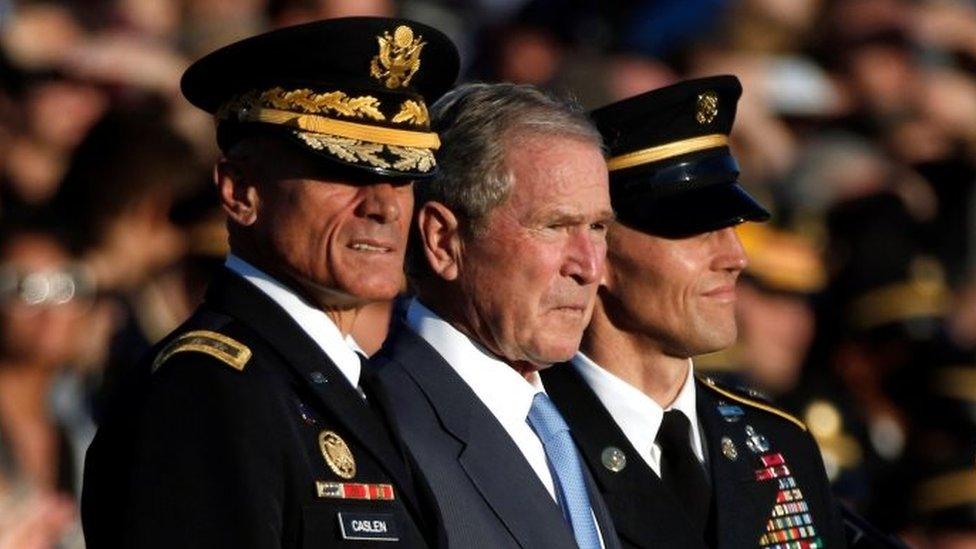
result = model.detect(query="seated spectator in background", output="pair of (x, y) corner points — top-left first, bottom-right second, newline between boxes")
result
(47, 107), (205, 424)
(0, 216), (100, 549)
(371, 82), (619, 548)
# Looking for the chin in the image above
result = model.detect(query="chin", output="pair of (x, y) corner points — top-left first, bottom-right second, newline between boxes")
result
(531, 340), (581, 365)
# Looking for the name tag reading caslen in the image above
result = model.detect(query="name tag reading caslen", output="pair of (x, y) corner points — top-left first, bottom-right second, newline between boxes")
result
(337, 512), (400, 542)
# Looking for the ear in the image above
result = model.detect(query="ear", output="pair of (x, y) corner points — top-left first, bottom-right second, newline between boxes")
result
(215, 158), (259, 226)
(416, 201), (462, 281)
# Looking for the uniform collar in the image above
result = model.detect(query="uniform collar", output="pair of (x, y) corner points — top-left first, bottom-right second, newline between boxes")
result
(224, 254), (362, 387)
(571, 353), (704, 471)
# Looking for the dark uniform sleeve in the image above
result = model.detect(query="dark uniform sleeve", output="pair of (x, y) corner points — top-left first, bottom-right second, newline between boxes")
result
(83, 352), (286, 548)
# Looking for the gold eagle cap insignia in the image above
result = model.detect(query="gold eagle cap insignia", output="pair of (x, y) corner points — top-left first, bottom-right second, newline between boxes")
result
(370, 25), (426, 89)
(319, 430), (357, 479)
(696, 91), (719, 125)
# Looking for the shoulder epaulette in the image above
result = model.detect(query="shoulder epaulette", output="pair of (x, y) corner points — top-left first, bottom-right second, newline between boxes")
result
(152, 330), (252, 373)
(698, 375), (807, 431)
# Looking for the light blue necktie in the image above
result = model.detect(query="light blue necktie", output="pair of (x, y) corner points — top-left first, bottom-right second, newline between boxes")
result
(527, 392), (602, 549)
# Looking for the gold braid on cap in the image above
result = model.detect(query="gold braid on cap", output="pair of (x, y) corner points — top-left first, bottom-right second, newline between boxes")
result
(216, 86), (439, 173)
(607, 134), (728, 172)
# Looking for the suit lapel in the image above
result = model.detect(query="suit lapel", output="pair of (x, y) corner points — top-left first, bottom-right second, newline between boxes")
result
(383, 326), (578, 548)
(204, 270), (417, 511)
(581, 459), (622, 549)
(542, 364), (703, 548)
(696, 379), (778, 548)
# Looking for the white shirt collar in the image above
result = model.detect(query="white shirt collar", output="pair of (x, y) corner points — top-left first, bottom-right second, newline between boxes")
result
(405, 298), (545, 427)
(571, 353), (704, 474)
(405, 298), (608, 542)
(225, 254), (363, 388)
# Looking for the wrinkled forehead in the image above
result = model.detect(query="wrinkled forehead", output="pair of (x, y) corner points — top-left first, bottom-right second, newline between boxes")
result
(503, 136), (609, 211)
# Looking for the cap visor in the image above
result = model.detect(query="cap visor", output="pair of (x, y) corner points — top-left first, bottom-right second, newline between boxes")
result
(617, 181), (770, 237)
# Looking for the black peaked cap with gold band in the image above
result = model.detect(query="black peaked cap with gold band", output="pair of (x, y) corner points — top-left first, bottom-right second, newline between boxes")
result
(590, 75), (770, 237)
(181, 17), (460, 179)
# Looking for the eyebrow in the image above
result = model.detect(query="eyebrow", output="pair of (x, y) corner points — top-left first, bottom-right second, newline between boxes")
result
(537, 208), (617, 225)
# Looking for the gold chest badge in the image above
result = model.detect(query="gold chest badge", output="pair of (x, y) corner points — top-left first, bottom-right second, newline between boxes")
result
(696, 91), (719, 124)
(371, 25), (426, 89)
(319, 430), (357, 479)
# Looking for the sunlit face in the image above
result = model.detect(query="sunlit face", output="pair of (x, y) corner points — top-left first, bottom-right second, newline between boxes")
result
(456, 135), (612, 367)
(249, 142), (413, 307)
(601, 224), (748, 358)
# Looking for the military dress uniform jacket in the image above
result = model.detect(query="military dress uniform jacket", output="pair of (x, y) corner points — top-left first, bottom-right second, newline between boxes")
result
(542, 365), (847, 549)
(368, 323), (623, 549)
(81, 269), (431, 548)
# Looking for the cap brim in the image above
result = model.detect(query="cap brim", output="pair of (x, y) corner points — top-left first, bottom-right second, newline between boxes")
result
(218, 121), (438, 180)
(616, 181), (770, 238)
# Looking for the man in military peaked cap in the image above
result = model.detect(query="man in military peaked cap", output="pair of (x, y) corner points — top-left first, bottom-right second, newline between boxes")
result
(540, 76), (849, 548)
(81, 17), (458, 547)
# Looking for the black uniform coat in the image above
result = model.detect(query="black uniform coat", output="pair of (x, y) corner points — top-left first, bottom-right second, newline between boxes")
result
(82, 269), (431, 548)
(369, 323), (622, 549)
(542, 364), (847, 549)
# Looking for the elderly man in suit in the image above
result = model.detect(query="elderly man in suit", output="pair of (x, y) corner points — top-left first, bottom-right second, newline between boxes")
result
(370, 82), (620, 549)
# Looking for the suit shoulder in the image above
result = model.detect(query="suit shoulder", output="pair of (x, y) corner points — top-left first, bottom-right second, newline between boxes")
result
(698, 375), (808, 431)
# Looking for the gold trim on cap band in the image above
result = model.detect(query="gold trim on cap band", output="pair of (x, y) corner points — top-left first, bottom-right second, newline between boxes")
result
(607, 134), (728, 172)
(244, 107), (441, 149)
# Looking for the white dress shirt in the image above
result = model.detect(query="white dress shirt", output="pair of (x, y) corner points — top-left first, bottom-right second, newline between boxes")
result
(225, 254), (363, 388)
(406, 299), (558, 501)
(572, 353), (705, 476)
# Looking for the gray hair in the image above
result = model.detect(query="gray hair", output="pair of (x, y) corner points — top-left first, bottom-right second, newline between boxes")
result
(407, 83), (603, 281)
(419, 82), (603, 235)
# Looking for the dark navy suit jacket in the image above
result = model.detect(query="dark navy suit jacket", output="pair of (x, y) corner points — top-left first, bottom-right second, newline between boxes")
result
(369, 323), (622, 549)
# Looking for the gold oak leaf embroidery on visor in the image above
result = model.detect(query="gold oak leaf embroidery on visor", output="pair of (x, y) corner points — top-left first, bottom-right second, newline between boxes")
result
(295, 134), (436, 173)
(387, 144), (435, 172)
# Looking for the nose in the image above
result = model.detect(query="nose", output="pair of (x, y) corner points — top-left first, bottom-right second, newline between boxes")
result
(561, 230), (605, 285)
(713, 226), (748, 274)
(356, 183), (404, 223)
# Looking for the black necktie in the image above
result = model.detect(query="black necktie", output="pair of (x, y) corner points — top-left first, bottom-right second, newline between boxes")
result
(657, 410), (711, 533)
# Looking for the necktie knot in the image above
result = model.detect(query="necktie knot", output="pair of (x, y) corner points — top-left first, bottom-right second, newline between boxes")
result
(527, 392), (570, 442)
(657, 409), (693, 450)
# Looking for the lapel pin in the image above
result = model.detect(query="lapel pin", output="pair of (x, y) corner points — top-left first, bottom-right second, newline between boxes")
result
(721, 437), (738, 461)
(744, 424), (771, 454)
(319, 430), (357, 479)
(601, 446), (627, 473)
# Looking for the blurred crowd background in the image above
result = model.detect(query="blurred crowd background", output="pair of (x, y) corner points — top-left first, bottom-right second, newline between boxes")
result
(0, 0), (974, 547)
